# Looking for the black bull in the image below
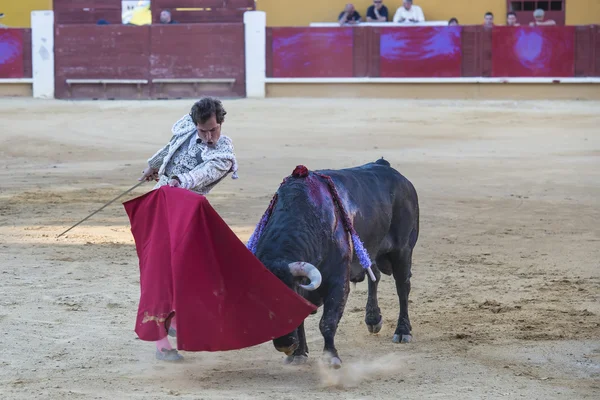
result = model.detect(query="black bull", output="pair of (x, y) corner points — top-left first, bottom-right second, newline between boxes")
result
(253, 159), (420, 368)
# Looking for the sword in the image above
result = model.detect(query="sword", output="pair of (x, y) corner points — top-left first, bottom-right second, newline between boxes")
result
(57, 180), (147, 238)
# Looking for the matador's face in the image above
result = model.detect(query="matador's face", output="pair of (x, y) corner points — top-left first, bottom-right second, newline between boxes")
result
(196, 114), (221, 147)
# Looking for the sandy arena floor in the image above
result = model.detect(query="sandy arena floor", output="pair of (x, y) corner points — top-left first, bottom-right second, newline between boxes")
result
(0, 98), (599, 399)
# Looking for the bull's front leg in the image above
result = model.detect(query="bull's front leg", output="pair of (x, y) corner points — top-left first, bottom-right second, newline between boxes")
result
(365, 266), (383, 334)
(285, 321), (308, 365)
(319, 279), (349, 369)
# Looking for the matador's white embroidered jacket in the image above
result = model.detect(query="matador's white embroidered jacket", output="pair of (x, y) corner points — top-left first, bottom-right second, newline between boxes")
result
(147, 114), (239, 195)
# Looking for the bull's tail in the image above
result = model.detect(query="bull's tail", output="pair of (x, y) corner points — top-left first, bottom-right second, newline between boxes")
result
(375, 157), (391, 167)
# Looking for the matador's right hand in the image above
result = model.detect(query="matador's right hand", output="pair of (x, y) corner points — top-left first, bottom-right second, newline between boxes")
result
(139, 165), (158, 182)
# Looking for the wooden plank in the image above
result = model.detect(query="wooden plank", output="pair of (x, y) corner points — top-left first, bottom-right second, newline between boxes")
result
(574, 26), (593, 77)
(481, 27), (493, 77)
(461, 26), (481, 77)
(265, 28), (273, 78)
(153, 0), (225, 9)
(153, 78), (235, 83)
(369, 27), (381, 77)
(595, 25), (600, 77)
(22, 28), (32, 78)
(167, 9), (246, 23)
(353, 27), (368, 77)
(53, 0), (121, 24)
(53, 0), (121, 6)
(66, 79), (148, 84)
(226, 0), (255, 9)
(54, 3), (121, 10)
(54, 10), (122, 24)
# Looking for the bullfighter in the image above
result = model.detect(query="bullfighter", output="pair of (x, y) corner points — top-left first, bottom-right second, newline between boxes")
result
(138, 96), (239, 361)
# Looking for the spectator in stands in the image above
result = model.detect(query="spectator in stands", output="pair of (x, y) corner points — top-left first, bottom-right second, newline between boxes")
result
(160, 9), (179, 24)
(338, 4), (362, 25)
(507, 11), (520, 26)
(366, 0), (389, 22)
(483, 12), (494, 28)
(0, 12), (7, 28)
(530, 9), (556, 26)
(448, 17), (459, 26)
(393, 0), (425, 24)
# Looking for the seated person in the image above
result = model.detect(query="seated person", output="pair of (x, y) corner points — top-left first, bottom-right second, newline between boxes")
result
(338, 3), (361, 25)
(392, 0), (425, 23)
(366, 0), (389, 22)
(507, 11), (520, 26)
(483, 11), (494, 28)
(530, 9), (556, 26)
(160, 9), (178, 24)
(448, 17), (459, 26)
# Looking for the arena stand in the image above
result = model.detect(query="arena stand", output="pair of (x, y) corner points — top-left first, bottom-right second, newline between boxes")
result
(0, 0), (599, 100)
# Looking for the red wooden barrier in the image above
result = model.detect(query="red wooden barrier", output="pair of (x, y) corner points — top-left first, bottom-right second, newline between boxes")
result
(151, 0), (255, 23)
(53, 0), (122, 24)
(270, 28), (354, 78)
(22, 29), (32, 79)
(575, 25), (595, 77)
(0, 29), (26, 79)
(53, 23), (245, 99)
(149, 23), (245, 98)
(266, 25), (598, 79)
(54, 25), (151, 98)
(595, 25), (600, 77)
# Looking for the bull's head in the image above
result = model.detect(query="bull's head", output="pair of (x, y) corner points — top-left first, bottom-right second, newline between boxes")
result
(271, 261), (322, 355)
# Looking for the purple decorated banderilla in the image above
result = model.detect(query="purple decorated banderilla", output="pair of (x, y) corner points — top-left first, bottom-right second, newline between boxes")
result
(246, 165), (377, 282)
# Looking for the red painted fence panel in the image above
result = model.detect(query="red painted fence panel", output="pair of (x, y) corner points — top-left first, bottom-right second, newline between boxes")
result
(271, 27), (354, 78)
(379, 26), (462, 78)
(0, 29), (25, 78)
(22, 29), (32, 78)
(574, 25), (594, 76)
(595, 25), (600, 77)
(492, 26), (575, 77)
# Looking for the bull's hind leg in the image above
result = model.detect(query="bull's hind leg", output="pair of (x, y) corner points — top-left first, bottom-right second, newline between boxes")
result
(365, 265), (383, 334)
(319, 280), (349, 369)
(390, 249), (413, 343)
(285, 322), (309, 365)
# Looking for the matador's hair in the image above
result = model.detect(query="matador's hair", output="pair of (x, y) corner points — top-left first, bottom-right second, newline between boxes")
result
(190, 97), (227, 125)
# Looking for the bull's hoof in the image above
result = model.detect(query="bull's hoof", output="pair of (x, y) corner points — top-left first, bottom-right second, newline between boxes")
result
(367, 317), (383, 334)
(330, 357), (342, 369)
(284, 355), (308, 365)
(392, 334), (412, 343)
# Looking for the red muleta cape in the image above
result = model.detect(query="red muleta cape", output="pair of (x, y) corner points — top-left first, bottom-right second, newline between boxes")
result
(123, 186), (317, 352)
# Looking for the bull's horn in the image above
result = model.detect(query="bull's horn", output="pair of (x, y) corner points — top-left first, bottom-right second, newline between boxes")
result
(288, 262), (322, 291)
